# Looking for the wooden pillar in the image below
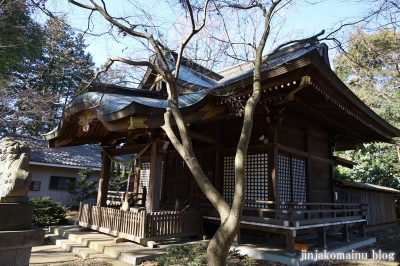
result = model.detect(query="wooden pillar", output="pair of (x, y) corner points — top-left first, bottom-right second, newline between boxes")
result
(146, 142), (163, 213)
(267, 122), (278, 210)
(97, 151), (111, 207)
(359, 222), (366, 237)
(285, 230), (296, 256)
(305, 131), (312, 203)
(318, 226), (327, 248)
(342, 223), (350, 242)
(214, 145), (223, 194)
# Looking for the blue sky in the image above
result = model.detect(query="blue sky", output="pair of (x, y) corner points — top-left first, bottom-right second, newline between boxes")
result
(43, 0), (364, 67)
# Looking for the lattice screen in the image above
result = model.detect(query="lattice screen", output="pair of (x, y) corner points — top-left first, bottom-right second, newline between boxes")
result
(223, 156), (235, 201)
(292, 157), (306, 204)
(167, 155), (177, 176)
(139, 162), (150, 194)
(139, 161), (164, 200)
(277, 154), (306, 209)
(223, 153), (268, 208)
(277, 155), (291, 203)
(177, 156), (187, 175)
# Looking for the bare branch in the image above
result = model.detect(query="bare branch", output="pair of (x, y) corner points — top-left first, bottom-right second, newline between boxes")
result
(174, 0), (211, 78)
(68, 0), (96, 11)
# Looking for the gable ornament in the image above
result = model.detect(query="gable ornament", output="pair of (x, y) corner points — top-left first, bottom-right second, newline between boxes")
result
(78, 110), (94, 132)
(128, 117), (148, 130)
(199, 103), (225, 120)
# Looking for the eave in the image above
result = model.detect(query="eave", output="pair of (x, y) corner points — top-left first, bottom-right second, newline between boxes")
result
(334, 178), (400, 194)
(213, 50), (400, 148)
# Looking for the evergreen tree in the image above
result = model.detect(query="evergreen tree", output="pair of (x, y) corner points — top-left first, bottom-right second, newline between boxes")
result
(67, 167), (98, 203)
(335, 29), (400, 129)
(3, 16), (95, 137)
(334, 29), (400, 214)
(0, 0), (44, 74)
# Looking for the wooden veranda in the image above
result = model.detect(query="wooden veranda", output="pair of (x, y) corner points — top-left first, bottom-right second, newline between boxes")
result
(202, 200), (368, 254)
(78, 203), (203, 246)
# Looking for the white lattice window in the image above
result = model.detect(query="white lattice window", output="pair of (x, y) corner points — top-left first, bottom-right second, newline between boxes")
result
(223, 153), (268, 208)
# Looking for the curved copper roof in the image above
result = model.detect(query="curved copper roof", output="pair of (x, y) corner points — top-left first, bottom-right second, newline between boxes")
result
(43, 39), (400, 148)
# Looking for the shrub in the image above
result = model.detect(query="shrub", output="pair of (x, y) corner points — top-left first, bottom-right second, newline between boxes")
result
(30, 196), (70, 227)
(155, 241), (257, 266)
(156, 242), (208, 266)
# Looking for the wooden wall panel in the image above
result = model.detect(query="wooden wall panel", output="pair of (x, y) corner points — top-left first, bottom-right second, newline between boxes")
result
(309, 160), (332, 203)
(308, 135), (330, 158)
(277, 126), (305, 151)
(334, 187), (398, 226)
(163, 149), (216, 206)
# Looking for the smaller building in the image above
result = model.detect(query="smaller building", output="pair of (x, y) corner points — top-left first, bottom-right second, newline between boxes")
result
(334, 178), (399, 226)
(9, 134), (102, 206)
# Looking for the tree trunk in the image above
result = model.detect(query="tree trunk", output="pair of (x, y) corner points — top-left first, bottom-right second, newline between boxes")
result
(207, 214), (240, 265)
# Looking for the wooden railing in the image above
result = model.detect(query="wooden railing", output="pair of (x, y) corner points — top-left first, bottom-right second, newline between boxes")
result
(201, 200), (369, 228)
(78, 203), (203, 245)
(106, 188), (147, 208)
(201, 200), (368, 255)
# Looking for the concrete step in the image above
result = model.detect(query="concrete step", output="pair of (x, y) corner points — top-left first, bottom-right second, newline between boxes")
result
(49, 225), (164, 265)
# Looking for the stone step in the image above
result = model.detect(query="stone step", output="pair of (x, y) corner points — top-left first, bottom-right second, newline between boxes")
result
(49, 225), (164, 265)
(47, 234), (132, 266)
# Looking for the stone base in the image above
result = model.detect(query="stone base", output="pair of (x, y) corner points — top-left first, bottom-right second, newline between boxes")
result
(0, 196), (29, 203)
(0, 226), (45, 266)
(0, 203), (34, 230)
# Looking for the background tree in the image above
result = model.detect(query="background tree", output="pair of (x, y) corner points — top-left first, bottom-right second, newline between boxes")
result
(0, 0), (44, 74)
(67, 167), (98, 203)
(0, 0), (45, 138)
(1, 16), (95, 137)
(334, 28), (400, 216)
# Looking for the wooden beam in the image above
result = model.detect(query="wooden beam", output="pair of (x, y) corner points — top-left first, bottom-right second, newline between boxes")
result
(97, 151), (111, 207)
(146, 142), (163, 212)
(273, 76), (311, 106)
(188, 130), (219, 144)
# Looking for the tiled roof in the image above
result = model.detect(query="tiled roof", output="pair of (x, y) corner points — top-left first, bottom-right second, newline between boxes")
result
(8, 134), (102, 168)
